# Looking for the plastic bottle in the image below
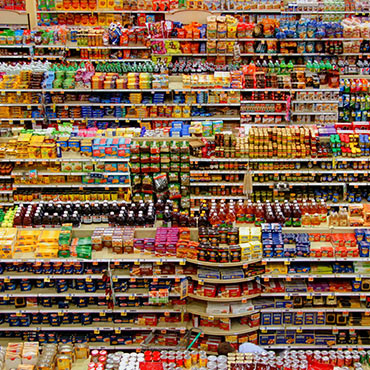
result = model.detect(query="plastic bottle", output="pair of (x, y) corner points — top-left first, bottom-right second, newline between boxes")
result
(292, 206), (302, 227)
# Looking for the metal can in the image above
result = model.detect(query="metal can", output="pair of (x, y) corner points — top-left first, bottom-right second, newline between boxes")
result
(184, 354), (191, 369)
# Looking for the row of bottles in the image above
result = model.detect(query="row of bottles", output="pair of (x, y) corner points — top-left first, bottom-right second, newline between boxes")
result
(197, 199), (328, 227)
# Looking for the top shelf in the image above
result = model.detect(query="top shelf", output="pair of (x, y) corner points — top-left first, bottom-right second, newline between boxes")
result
(35, 8), (363, 15)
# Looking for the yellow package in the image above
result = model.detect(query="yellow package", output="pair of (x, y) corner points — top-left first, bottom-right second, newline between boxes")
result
(17, 230), (40, 241)
(39, 230), (60, 243)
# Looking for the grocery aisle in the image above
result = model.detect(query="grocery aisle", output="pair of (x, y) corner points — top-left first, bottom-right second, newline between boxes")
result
(0, 0), (370, 368)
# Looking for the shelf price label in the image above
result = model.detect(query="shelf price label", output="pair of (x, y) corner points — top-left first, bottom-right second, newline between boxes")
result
(115, 329), (121, 334)
(94, 329), (100, 334)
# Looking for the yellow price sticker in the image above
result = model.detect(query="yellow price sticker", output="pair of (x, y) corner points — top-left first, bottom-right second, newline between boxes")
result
(115, 329), (121, 334)
(4, 278), (10, 283)
(58, 312), (64, 316)
(99, 312), (106, 317)
(129, 296), (135, 300)
(44, 277), (50, 283)
(94, 329), (100, 334)
(112, 277), (118, 282)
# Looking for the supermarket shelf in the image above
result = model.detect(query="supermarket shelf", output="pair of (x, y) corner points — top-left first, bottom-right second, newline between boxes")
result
(261, 274), (369, 279)
(190, 275), (256, 284)
(150, 37), (363, 42)
(0, 288), (107, 298)
(186, 303), (258, 318)
(291, 112), (337, 115)
(188, 293), (260, 302)
(241, 112), (286, 116)
(191, 170), (247, 174)
(47, 116), (241, 121)
(0, 104), (42, 107)
(241, 100), (287, 104)
(12, 171), (129, 176)
(192, 323), (258, 336)
(66, 58), (150, 62)
(0, 273), (103, 280)
(0, 118), (43, 121)
(262, 345), (370, 349)
(292, 100), (339, 104)
(262, 257), (370, 262)
(186, 258), (260, 267)
(190, 195), (248, 200)
(34, 44), (149, 50)
(261, 292), (370, 297)
(0, 321), (187, 331)
(46, 103), (240, 107)
(260, 325), (370, 331)
(0, 156), (130, 163)
(190, 182), (243, 186)
(13, 183), (130, 188)
(0, 306), (111, 314)
(261, 307), (370, 313)
(252, 182), (368, 186)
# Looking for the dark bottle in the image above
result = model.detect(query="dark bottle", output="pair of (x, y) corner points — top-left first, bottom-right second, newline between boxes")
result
(83, 204), (92, 224)
(189, 212), (197, 227)
(137, 211), (145, 226)
(117, 211), (125, 226)
(46, 203), (55, 214)
(33, 212), (42, 227)
(110, 201), (120, 214)
(127, 211), (135, 226)
(92, 204), (101, 224)
(101, 202), (109, 223)
(56, 204), (64, 216)
(172, 208), (180, 227)
(71, 212), (80, 227)
(23, 212), (32, 227)
(179, 212), (188, 226)
(146, 210), (155, 226)
(155, 199), (164, 219)
(42, 212), (50, 225)
(52, 212), (60, 226)
(74, 202), (82, 215)
(163, 207), (172, 227)
(108, 211), (116, 226)
(198, 212), (208, 227)
(61, 212), (70, 225)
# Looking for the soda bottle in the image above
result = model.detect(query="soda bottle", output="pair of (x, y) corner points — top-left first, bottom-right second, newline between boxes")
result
(71, 212), (80, 227)
(245, 200), (255, 223)
(108, 211), (116, 226)
(163, 207), (172, 227)
(92, 204), (101, 224)
(209, 207), (220, 227)
(254, 206), (265, 226)
(292, 206), (302, 227)
(226, 205), (236, 227)
(235, 200), (245, 223)
(83, 204), (92, 224)
(301, 213), (310, 227)
(189, 212), (197, 227)
(101, 202), (110, 223)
